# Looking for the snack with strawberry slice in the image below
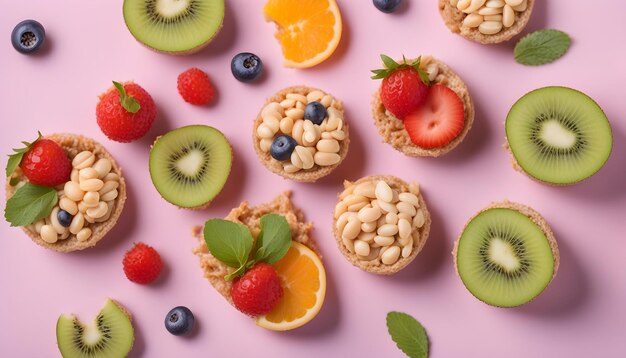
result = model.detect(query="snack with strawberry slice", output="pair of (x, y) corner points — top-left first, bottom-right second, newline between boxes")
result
(372, 55), (474, 157)
(193, 191), (326, 330)
(96, 81), (156, 142)
(5, 133), (126, 252)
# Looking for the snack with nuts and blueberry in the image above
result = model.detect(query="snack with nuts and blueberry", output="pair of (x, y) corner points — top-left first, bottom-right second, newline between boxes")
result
(5, 133), (126, 252)
(252, 86), (350, 182)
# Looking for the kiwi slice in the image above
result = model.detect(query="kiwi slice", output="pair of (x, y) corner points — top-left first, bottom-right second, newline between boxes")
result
(123, 0), (224, 54)
(56, 299), (134, 358)
(506, 86), (612, 185)
(455, 204), (557, 307)
(149, 125), (232, 208)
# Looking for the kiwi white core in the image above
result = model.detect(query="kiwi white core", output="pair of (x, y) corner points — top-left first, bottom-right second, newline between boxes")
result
(489, 238), (520, 272)
(84, 321), (102, 345)
(156, 0), (191, 18)
(176, 150), (204, 177)
(540, 120), (576, 149)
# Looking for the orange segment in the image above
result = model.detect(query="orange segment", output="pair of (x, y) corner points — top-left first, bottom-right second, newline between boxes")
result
(256, 241), (326, 331)
(263, 0), (342, 68)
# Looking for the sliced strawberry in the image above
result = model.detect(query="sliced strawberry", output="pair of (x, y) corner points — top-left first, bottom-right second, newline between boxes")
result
(404, 84), (465, 149)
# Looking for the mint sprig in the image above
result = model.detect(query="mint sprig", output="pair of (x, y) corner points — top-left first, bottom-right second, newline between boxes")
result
(371, 54), (430, 85)
(387, 312), (429, 358)
(514, 29), (571, 66)
(6, 132), (41, 178)
(203, 214), (292, 281)
(112, 81), (141, 113)
(5, 183), (58, 227)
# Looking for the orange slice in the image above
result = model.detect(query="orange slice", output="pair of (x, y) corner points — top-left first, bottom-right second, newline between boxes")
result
(263, 0), (342, 68)
(256, 241), (326, 331)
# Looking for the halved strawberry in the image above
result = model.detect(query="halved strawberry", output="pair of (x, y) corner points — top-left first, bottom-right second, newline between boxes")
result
(404, 84), (465, 149)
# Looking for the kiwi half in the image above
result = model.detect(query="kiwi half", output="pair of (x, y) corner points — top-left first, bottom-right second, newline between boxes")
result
(56, 299), (134, 358)
(454, 202), (558, 307)
(506, 86), (612, 185)
(123, 0), (224, 54)
(149, 125), (232, 208)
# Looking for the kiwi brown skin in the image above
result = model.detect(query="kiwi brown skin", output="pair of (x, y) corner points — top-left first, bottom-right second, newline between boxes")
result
(452, 200), (560, 308)
(503, 86), (614, 186)
(123, 0), (225, 55)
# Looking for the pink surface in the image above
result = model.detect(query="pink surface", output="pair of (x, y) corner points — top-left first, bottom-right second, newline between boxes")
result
(1, 1), (625, 357)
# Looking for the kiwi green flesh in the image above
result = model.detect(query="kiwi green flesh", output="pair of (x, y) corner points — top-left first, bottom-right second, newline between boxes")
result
(456, 208), (554, 307)
(56, 299), (134, 358)
(149, 125), (232, 208)
(506, 86), (612, 185)
(123, 0), (224, 53)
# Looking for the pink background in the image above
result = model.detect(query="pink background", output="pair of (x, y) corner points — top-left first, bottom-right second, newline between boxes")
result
(1, 0), (625, 357)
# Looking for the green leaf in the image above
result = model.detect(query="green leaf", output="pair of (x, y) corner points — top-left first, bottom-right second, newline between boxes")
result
(380, 54), (398, 70)
(224, 264), (248, 281)
(254, 214), (292, 264)
(514, 29), (571, 66)
(4, 183), (58, 227)
(5, 132), (41, 177)
(113, 81), (141, 113)
(203, 219), (253, 269)
(386, 312), (429, 358)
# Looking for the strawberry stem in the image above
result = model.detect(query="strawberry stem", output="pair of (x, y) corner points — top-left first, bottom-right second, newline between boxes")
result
(113, 81), (141, 114)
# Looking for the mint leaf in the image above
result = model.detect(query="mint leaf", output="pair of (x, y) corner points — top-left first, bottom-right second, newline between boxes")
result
(254, 214), (292, 264)
(4, 183), (58, 227)
(386, 312), (429, 358)
(203, 219), (253, 269)
(5, 132), (41, 177)
(514, 29), (571, 66)
(113, 81), (141, 113)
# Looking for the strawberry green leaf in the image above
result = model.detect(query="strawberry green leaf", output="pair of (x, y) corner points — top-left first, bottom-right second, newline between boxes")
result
(113, 81), (141, 114)
(5, 132), (41, 178)
(253, 214), (292, 264)
(381, 54), (399, 70)
(387, 312), (429, 358)
(203, 219), (253, 269)
(4, 183), (57, 227)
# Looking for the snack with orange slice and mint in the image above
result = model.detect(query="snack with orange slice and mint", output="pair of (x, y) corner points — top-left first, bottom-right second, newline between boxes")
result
(192, 191), (326, 331)
(263, 0), (342, 68)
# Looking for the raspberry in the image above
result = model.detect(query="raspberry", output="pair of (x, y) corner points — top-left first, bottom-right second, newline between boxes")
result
(231, 263), (283, 316)
(96, 82), (156, 142)
(122, 243), (163, 284)
(19, 138), (71, 186)
(177, 68), (215, 105)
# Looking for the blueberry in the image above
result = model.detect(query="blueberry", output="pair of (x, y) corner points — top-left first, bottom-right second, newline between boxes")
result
(231, 52), (263, 82)
(373, 0), (402, 13)
(11, 20), (45, 54)
(304, 102), (327, 125)
(57, 210), (72, 227)
(165, 306), (195, 336)
(270, 135), (297, 161)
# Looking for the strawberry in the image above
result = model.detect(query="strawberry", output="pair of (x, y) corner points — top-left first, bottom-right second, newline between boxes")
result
(230, 263), (283, 316)
(123, 242), (163, 284)
(404, 84), (465, 149)
(372, 55), (430, 119)
(96, 81), (156, 142)
(9, 133), (72, 186)
(177, 68), (215, 105)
